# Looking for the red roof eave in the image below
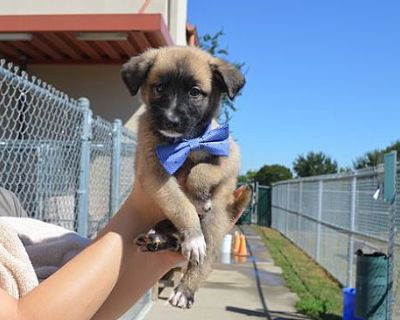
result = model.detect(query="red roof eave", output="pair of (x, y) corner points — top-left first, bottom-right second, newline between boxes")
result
(0, 14), (173, 45)
(0, 14), (174, 64)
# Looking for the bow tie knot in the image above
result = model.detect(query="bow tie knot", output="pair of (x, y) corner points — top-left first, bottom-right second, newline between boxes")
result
(187, 137), (202, 150)
(156, 123), (230, 175)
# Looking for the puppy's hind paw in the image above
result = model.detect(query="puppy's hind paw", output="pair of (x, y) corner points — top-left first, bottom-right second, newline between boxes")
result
(135, 233), (150, 248)
(135, 231), (181, 252)
(168, 287), (194, 309)
(181, 233), (206, 265)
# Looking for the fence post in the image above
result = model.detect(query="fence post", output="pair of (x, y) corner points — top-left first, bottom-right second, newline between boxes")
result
(251, 180), (259, 224)
(315, 179), (323, 260)
(77, 98), (92, 237)
(110, 119), (122, 218)
(286, 183), (290, 236)
(298, 181), (303, 244)
(347, 174), (357, 287)
(384, 151), (397, 320)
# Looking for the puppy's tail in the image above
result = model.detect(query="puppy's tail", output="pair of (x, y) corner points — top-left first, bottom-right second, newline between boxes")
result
(229, 184), (252, 225)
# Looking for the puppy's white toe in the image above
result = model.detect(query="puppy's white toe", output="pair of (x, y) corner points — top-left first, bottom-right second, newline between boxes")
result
(169, 289), (189, 308)
(203, 199), (212, 212)
(193, 199), (212, 216)
(177, 293), (187, 308)
(169, 290), (182, 306)
(181, 234), (206, 264)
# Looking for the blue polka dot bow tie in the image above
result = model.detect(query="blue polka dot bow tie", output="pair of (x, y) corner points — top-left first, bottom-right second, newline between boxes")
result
(156, 123), (230, 175)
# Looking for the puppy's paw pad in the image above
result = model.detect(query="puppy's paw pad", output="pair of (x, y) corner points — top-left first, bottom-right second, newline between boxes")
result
(181, 234), (206, 265)
(135, 233), (167, 252)
(168, 288), (194, 309)
(135, 234), (149, 247)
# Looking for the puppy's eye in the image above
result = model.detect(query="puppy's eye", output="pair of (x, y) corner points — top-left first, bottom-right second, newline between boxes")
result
(189, 86), (201, 97)
(155, 83), (165, 93)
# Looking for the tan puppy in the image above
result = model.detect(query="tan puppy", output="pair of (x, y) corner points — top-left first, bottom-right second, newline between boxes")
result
(121, 46), (246, 308)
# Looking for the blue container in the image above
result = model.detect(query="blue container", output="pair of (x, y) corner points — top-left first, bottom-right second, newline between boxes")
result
(343, 288), (363, 320)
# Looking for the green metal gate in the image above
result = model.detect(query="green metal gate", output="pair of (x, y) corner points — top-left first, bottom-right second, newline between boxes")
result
(237, 182), (271, 226)
(257, 185), (271, 226)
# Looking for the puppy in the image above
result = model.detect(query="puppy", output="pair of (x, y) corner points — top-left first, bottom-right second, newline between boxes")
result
(121, 46), (246, 308)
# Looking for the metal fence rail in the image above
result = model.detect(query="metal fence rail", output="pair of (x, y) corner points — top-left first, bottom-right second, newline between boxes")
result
(271, 165), (400, 317)
(0, 60), (149, 318)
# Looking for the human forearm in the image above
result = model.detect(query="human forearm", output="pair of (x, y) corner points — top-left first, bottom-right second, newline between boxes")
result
(92, 250), (179, 320)
(17, 232), (125, 320)
(16, 185), (169, 320)
(92, 186), (184, 319)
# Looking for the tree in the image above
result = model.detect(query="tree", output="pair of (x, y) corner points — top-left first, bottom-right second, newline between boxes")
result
(238, 170), (257, 184)
(293, 152), (338, 177)
(353, 140), (400, 169)
(199, 30), (245, 122)
(353, 150), (383, 169)
(254, 164), (292, 186)
(383, 140), (400, 156)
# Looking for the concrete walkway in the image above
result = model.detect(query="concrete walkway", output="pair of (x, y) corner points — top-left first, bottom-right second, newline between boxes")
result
(144, 225), (309, 320)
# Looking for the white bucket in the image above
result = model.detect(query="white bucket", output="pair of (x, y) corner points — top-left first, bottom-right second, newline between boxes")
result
(220, 252), (231, 264)
(221, 234), (233, 254)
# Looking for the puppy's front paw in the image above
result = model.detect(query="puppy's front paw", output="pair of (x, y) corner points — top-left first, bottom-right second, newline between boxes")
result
(168, 286), (194, 309)
(181, 232), (206, 265)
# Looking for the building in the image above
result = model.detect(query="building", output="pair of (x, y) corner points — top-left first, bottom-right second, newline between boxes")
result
(0, 2), (199, 318)
(0, 0), (198, 131)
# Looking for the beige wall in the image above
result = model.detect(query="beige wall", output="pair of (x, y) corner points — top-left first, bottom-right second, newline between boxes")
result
(27, 64), (141, 124)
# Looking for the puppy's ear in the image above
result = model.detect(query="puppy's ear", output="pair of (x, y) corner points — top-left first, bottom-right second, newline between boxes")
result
(121, 49), (158, 96)
(211, 58), (245, 100)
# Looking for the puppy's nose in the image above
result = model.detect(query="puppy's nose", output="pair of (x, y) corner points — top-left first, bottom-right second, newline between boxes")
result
(166, 111), (180, 127)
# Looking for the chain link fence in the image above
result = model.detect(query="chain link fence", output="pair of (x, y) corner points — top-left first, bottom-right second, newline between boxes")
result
(0, 59), (151, 318)
(271, 164), (400, 318)
(0, 59), (137, 236)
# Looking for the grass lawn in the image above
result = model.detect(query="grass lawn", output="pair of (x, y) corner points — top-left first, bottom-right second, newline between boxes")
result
(257, 227), (343, 320)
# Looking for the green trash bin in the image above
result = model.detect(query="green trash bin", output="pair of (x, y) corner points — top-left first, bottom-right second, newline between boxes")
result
(355, 250), (388, 320)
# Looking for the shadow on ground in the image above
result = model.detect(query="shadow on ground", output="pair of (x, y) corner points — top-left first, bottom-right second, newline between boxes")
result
(226, 305), (342, 320)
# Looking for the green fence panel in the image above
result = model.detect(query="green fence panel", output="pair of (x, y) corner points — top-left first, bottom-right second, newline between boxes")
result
(257, 186), (271, 226)
(238, 205), (252, 224)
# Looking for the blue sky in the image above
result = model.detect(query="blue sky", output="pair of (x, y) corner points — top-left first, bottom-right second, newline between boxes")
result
(188, 1), (400, 174)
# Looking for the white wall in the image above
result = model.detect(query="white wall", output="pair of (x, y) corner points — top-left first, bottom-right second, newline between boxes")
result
(0, 0), (187, 41)
(0, 0), (169, 24)
(0, 0), (189, 45)
(27, 64), (141, 124)
(168, 0), (188, 45)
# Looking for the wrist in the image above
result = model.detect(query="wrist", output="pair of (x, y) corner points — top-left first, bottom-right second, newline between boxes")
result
(128, 184), (165, 229)
(157, 251), (186, 269)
